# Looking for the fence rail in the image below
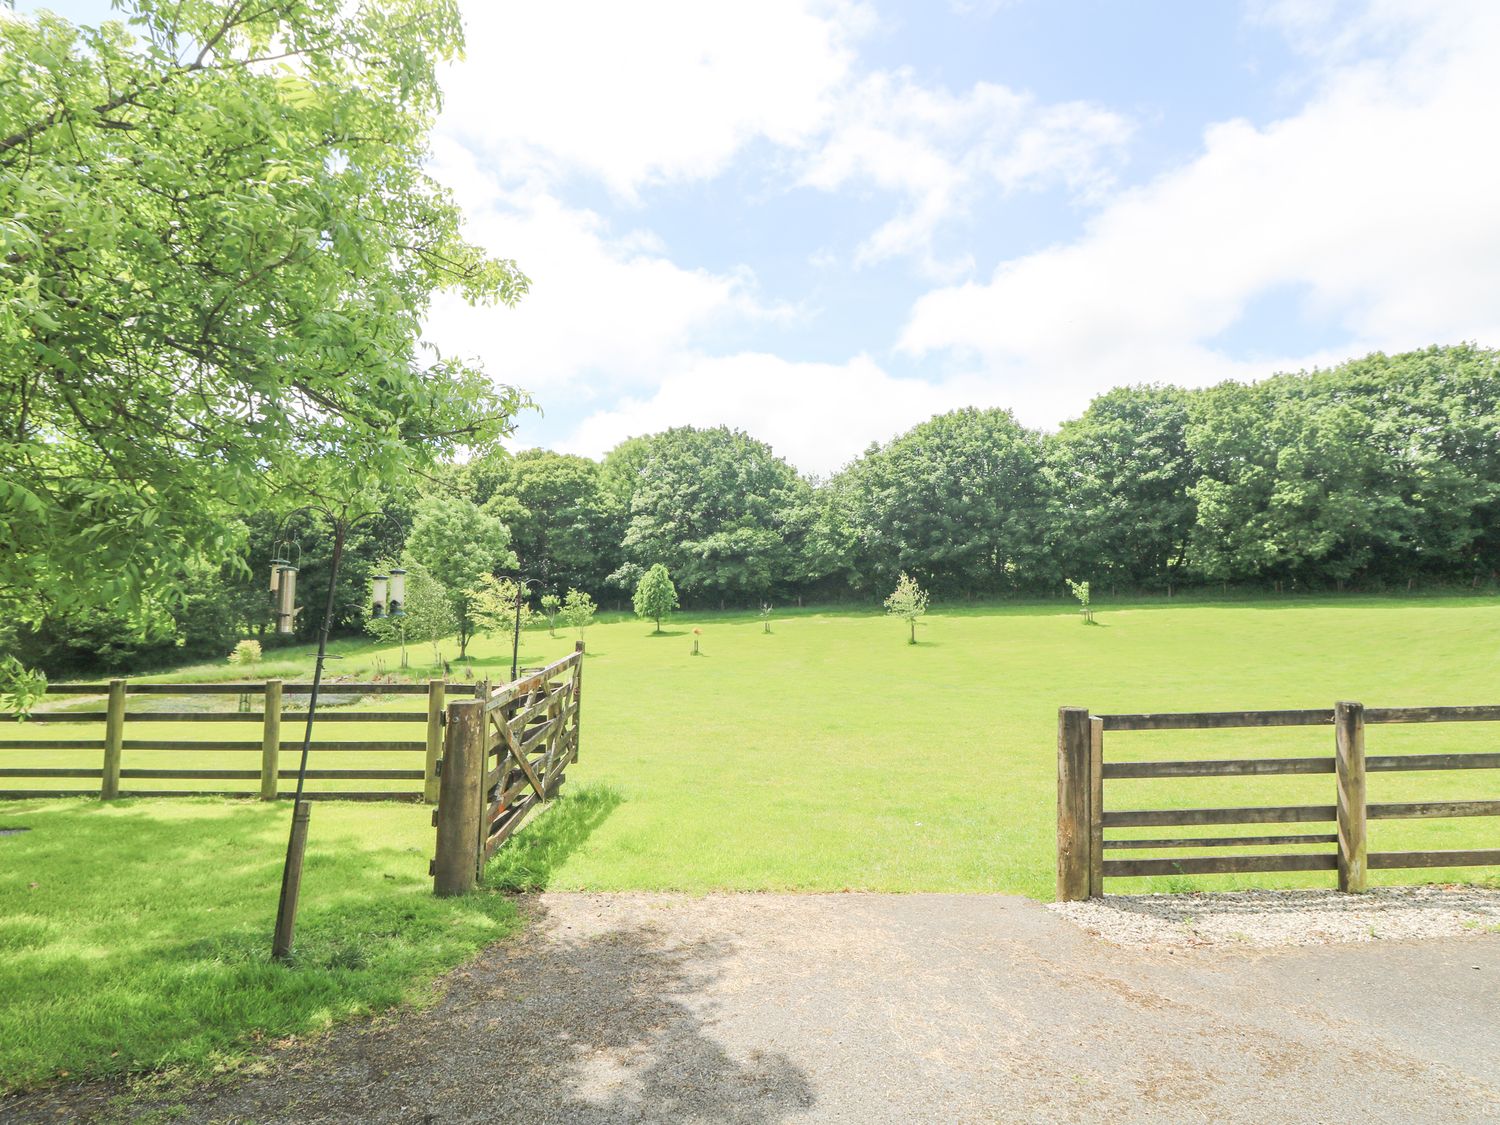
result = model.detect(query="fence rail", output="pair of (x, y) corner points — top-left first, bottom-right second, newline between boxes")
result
(0, 678), (466, 803)
(432, 644), (585, 895)
(1058, 702), (1500, 900)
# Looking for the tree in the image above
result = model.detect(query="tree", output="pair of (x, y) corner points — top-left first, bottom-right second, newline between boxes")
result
(833, 409), (1047, 597)
(884, 572), (929, 644)
(620, 427), (814, 604)
(467, 574), (539, 643)
(364, 560), (455, 670)
(473, 449), (626, 596)
(0, 1), (529, 706)
(561, 589), (597, 638)
(539, 593), (562, 637)
(1064, 578), (1094, 624)
(633, 564), (679, 633)
(403, 497), (515, 658)
(1044, 386), (1197, 592)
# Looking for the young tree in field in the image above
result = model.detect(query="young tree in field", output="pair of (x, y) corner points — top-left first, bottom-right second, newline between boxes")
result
(365, 562), (457, 670)
(0, 1), (529, 709)
(633, 565), (679, 634)
(884, 573), (929, 644)
(1065, 579), (1094, 624)
(467, 575), (539, 640)
(539, 593), (562, 637)
(562, 589), (597, 638)
(404, 497), (516, 658)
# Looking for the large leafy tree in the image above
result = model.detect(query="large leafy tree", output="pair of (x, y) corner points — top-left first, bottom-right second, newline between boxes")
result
(471, 449), (625, 596)
(1187, 346), (1500, 588)
(403, 496), (515, 658)
(1044, 385), (1197, 592)
(620, 426), (814, 604)
(0, 1), (528, 701)
(834, 408), (1046, 597)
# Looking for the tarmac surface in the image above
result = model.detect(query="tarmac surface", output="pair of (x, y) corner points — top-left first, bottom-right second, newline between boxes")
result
(9, 892), (1500, 1123)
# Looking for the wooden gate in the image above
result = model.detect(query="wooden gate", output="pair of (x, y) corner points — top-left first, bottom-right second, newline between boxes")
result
(431, 644), (584, 894)
(1057, 702), (1500, 900)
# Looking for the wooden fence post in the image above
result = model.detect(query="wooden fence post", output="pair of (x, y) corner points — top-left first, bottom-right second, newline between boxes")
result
(101, 678), (125, 800)
(572, 641), (584, 764)
(1057, 706), (1092, 901)
(433, 699), (484, 896)
(1088, 715), (1104, 899)
(260, 679), (282, 800)
(1335, 700), (1368, 893)
(424, 678), (445, 804)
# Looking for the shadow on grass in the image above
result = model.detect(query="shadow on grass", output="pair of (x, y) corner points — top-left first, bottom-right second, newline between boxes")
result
(484, 783), (623, 892)
(646, 629), (688, 638)
(0, 799), (520, 1096)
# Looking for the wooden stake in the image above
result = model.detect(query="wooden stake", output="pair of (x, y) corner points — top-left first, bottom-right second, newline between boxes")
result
(260, 680), (281, 800)
(1335, 700), (1368, 893)
(271, 800), (311, 959)
(1056, 706), (1092, 901)
(424, 678), (445, 804)
(433, 699), (484, 896)
(101, 678), (125, 800)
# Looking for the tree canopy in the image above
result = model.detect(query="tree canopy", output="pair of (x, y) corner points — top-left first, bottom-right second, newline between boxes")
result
(0, 0), (528, 697)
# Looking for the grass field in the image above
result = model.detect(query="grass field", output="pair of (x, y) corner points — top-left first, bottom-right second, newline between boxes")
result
(4, 594), (1499, 1089)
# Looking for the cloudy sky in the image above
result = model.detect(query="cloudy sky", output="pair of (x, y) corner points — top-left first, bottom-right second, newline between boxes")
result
(27, 0), (1500, 475)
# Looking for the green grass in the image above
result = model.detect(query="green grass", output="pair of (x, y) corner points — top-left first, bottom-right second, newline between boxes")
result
(0, 797), (528, 1094)
(4, 594), (1499, 1091)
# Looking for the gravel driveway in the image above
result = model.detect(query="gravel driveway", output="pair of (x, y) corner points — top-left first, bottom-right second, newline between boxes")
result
(10, 891), (1500, 1124)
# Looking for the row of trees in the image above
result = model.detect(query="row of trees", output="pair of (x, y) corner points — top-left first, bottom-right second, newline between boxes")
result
(9, 344), (1497, 675)
(453, 344), (1500, 602)
(14, 348), (1500, 675)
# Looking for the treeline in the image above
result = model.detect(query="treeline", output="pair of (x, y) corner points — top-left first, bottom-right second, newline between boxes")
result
(12, 345), (1498, 673)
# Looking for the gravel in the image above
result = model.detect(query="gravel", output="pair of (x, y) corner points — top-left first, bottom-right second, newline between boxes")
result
(1050, 884), (1500, 947)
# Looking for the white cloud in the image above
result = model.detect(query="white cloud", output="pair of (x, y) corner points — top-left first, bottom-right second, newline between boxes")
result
(801, 72), (1133, 275)
(440, 1), (870, 199)
(900, 0), (1500, 426)
(556, 353), (978, 477)
(423, 138), (787, 399)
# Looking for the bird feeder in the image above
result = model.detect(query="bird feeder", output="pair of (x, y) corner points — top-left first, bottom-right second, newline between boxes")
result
(276, 565), (299, 634)
(371, 574), (389, 619)
(388, 568), (406, 618)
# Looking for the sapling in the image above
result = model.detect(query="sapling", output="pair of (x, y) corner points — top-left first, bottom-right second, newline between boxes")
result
(884, 572), (929, 644)
(1065, 578), (1094, 624)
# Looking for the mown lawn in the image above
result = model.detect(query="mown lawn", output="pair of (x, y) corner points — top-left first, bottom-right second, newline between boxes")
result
(3, 594), (1499, 1091)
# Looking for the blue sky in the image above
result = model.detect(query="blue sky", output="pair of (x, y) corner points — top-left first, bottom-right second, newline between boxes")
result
(22, 1), (1500, 474)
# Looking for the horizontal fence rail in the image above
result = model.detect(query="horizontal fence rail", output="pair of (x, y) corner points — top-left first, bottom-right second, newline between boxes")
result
(432, 644), (585, 895)
(0, 677), (473, 803)
(1058, 702), (1500, 900)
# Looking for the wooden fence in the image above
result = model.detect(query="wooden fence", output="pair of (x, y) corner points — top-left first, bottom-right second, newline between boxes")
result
(432, 644), (584, 894)
(1058, 702), (1500, 900)
(0, 679), (465, 802)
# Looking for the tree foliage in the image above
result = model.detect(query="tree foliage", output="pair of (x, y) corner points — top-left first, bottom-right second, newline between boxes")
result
(831, 408), (1046, 597)
(561, 589), (597, 637)
(620, 427), (816, 602)
(632, 564), (679, 633)
(403, 497), (515, 657)
(470, 449), (624, 596)
(883, 572), (929, 644)
(0, 0), (528, 697)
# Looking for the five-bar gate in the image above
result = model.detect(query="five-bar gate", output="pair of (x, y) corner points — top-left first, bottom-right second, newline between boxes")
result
(432, 644), (584, 894)
(1057, 702), (1500, 900)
